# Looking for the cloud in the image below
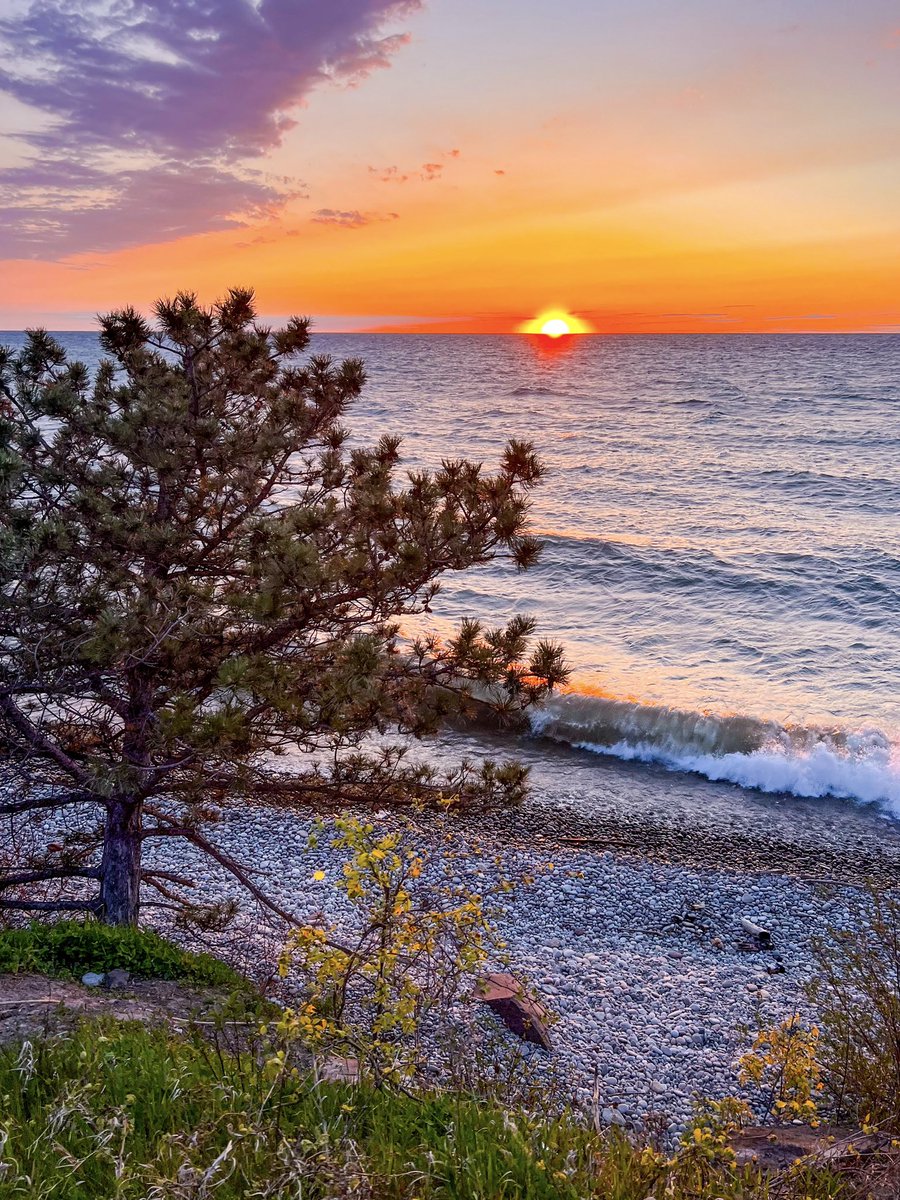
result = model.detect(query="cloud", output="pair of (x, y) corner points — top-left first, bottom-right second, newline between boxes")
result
(0, 0), (421, 258)
(368, 148), (461, 184)
(0, 159), (303, 255)
(312, 208), (399, 228)
(368, 165), (411, 183)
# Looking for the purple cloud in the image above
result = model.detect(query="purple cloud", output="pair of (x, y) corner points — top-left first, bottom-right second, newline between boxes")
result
(0, 0), (421, 258)
(368, 165), (411, 183)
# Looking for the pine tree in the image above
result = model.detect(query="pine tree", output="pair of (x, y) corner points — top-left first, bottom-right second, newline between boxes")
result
(0, 290), (567, 926)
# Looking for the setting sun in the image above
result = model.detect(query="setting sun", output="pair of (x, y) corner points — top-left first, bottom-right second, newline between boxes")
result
(540, 318), (571, 338)
(520, 311), (592, 336)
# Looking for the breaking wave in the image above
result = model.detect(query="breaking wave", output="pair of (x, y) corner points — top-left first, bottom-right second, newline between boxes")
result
(530, 693), (900, 816)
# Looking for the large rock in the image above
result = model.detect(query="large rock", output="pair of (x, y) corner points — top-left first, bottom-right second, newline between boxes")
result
(103, 969), (131, 990)
(473, 972), (552, 1051)
(320, 1057), (361, 1084)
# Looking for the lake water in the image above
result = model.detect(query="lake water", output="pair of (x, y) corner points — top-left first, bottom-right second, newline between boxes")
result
(6, 330), (899, 833)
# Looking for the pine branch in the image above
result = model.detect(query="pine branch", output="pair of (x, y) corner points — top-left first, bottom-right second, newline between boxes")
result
(0, 898), (101, 912)
(0, 697), (94, 786)
(141, 869), (196, 889)
(0, 790), (97, 816)
(142, 807), (302, 927)
(0, 866), (101, 888)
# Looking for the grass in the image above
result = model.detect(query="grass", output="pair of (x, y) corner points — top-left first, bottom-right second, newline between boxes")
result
(0, 1019), (853, 1200)
(0, 920), (244, 987)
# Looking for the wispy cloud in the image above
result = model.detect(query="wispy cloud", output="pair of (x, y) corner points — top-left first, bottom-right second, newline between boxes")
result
(0, 0), (421, 258)
(312, 208), (399, 228)
(368, 148), (461, 184)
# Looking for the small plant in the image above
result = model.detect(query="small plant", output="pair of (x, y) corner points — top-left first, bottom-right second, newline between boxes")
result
(275, 815), (504, 1085)
(668, 1097), (753, 1194)
(738, 1014), (824, 1126)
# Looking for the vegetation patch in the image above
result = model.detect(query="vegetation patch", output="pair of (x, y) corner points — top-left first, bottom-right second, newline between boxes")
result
(0, 1018), (852, 1200)
(0, 920), (244, 987)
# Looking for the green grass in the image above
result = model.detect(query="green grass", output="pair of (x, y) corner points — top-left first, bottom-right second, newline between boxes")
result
(0, 1019), (852, 1200)
(0, 920), (244, 987)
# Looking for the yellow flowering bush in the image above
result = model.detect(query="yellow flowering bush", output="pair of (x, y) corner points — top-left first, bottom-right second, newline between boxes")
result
(274, 815), (505, 1085)
(738, 1015), (824, 1126)
(668, 1097), (753, 1193)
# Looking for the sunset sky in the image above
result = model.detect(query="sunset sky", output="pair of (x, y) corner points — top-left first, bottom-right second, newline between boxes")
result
(1, 0), (898, 333)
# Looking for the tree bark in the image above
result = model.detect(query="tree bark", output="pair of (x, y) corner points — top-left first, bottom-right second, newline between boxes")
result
(100, 797), (143, 925)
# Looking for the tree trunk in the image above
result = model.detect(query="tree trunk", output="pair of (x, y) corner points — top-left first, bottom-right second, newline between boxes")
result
(100, 797), (143, 926)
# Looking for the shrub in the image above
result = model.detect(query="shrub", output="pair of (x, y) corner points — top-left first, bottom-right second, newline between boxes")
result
(276, 814), (506, 1085)
(808, 886), (900, 1130)
(0, 920), (243, 987)
(738, 1015), (824, 1126)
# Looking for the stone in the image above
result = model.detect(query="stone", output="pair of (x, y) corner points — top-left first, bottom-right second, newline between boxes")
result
(321, 1057), (361, 1084)
(473, 972), (553, 1051)
(103, 969), (131, 990)
(730, 1125), (891, 1172)
(81, 972), (104, 987)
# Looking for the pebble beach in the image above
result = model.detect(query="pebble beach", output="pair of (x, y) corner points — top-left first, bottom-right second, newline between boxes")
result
(138, 777), (898, 1138)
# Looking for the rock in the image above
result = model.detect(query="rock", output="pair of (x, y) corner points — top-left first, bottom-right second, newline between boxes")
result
(81, 972), (104, 987)
(473, 972), (553, 1051)
(103, 969), (131, 990)
(602, 1106), (626, 1126)
(650, 1080), (667, 1095)
(731, 1125), (892, 1172)
(320, 1057), (361, 1084)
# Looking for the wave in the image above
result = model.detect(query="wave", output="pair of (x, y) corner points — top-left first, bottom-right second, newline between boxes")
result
(529, 693), (900, 815)
(507, 385), (584, 399)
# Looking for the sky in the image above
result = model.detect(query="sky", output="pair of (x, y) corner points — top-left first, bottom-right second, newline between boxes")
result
(0, 0), (898, 333)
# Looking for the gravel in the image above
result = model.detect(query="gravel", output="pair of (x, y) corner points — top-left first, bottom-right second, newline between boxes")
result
(138, 799), (866, 1133)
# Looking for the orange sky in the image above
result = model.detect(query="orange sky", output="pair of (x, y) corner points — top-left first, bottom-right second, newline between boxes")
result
(1, 1), (898, 333)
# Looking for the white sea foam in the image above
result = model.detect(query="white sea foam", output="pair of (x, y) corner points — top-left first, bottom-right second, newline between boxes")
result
(531, 694), (900, 815)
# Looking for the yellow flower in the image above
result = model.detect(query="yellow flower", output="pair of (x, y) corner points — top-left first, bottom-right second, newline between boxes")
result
(313, 870), (325, 881)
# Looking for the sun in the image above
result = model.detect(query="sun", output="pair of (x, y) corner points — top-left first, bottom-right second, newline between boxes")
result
(540, 317), (571, 338)
(519, 310), (591, 336)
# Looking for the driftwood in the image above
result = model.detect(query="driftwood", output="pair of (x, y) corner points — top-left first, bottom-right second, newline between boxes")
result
(732, 1124), (896, 1174)
(740, 917), (772, 947)
(473, 972), (553, 1051)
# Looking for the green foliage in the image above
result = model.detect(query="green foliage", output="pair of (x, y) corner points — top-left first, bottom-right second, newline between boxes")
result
(0, 920), (243, 987)
(0, 288), (568, 925)
(0, 1020), (851, 1200)
(808, 885), (900, 1131)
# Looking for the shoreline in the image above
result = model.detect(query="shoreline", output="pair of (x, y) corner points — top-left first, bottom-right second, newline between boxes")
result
(454, 797), (900, 887)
